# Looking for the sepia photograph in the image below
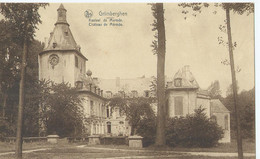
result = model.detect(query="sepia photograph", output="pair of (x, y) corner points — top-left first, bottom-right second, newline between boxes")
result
(0, 2), (256, 159)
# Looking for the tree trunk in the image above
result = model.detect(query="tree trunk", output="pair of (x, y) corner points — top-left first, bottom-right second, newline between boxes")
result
(225, 5), (243, 159)
(0, 45), (4, 117)
(2, 93), (7, 118)
(16, 39), (27, 159)
(155, 3), (166, 146)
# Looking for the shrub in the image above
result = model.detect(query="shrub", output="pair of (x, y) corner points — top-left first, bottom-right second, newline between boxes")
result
(0, 119), (15, 139)
(135, 108), (223, 148)
(166, 108), (224, 147)
(136, 117), (156, 147)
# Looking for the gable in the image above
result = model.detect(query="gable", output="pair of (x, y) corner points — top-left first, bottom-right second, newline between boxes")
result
(210, 99), (230, 113)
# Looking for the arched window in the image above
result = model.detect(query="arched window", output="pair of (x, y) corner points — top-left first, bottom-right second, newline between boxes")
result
(106, 106), (110, 117)
(224, 115), (229, 130)
(93, 124), (96, 134)
(90, 101), (94, 115)
(107, 122), (111, 133)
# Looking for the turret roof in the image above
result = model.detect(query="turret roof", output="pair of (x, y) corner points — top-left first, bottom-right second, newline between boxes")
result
(41, 4), (87, 61)
(167, 65), (199, 89)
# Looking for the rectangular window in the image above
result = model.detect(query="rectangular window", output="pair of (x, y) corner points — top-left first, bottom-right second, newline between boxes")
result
(174, 96), (183, 115)
(99, 104), (101, 117)
(90, 100), (94, 115)
(107, 122), (111, 133)
(166, 99), (169, 117)
(80, 63), (82, 73)
(224, 115), (229, 130)
(107, 106), (109, 117)
(174, 78), (182, 87)
(75, 55), (78, 68)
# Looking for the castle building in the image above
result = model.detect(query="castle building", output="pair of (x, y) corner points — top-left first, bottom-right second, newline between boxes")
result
(39, 4), (87, 86)
(39, 4), (107, 136)
(166, 65), (230, 143)
(99, 65), (230, 142)
(39, 4), (230, 142)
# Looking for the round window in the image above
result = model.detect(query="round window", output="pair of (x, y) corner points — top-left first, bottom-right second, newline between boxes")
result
(49, 54), (59, 68)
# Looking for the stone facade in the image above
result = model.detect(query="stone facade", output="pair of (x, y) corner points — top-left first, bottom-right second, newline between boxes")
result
(166, 66), (231, 143)
(98, 77), (156, 136)
(39, 4), (106, 136)
(167, 90), (198, 117)
(210, 99), (231, 143)
(39, 4), (87, 87)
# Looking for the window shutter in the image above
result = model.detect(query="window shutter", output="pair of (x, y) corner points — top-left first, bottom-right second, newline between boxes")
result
(174, 96), (183, 115)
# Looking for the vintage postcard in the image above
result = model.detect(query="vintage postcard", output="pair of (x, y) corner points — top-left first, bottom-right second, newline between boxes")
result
(0, 2), (255, 158)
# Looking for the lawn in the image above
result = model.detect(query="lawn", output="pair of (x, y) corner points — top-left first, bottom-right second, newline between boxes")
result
(84, 139), (255, 153)
(1, 146), (256, 159)
(151, 139), (256, 153)
(0, 138), (81, 153)
(0, 138), (255, 159)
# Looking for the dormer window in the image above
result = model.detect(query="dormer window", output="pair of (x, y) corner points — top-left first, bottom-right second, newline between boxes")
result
(131, 90), (138, 98)
(144, 90), (149, 97)
(75, 81), (83, 89)
(174, 78), (182, 87)
(64, 30), (68, 36)
(53, 42), (57, 48)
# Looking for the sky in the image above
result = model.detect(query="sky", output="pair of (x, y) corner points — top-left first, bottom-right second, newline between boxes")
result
(33, 3), (254, 95)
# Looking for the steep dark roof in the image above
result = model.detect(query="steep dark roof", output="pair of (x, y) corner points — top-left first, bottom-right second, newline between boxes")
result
(210, 99), (230, 113)
(40, 4), (87, 61)
(197, 89), (209, 96)
(167, 65), (199, 90)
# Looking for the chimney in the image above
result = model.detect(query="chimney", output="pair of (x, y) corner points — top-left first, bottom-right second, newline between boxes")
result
(183, 65), (190, 72)
(97, 88), (100, 95)
(94, 86), (97, 93)
(89, 83), (92, 91)
(93, 77), (98, 85)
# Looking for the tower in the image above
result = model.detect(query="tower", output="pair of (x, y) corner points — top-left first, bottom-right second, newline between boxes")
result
(39, 4), (88, 86)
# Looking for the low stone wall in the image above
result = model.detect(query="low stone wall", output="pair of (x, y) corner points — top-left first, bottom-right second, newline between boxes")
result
(100, 136), (128, 145)
(1, 137), (47, 143)
(66, 136), (128, 145)
(67, 137), (89, 143)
